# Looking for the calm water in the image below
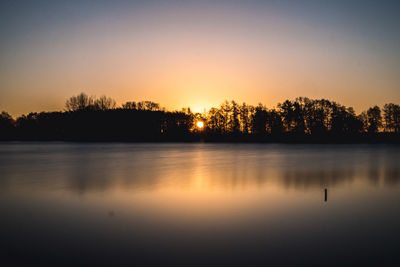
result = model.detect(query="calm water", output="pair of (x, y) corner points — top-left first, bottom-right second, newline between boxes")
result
(0, 143), (399, 266)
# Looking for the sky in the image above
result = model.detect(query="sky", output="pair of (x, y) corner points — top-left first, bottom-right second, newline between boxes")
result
(0, 0), (399, 116)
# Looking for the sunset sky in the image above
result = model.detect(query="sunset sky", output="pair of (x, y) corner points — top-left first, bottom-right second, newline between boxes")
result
(1, 0), (399, 116)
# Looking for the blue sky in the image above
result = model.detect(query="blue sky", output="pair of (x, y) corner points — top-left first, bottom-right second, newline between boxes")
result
(1, 0), (399, 115)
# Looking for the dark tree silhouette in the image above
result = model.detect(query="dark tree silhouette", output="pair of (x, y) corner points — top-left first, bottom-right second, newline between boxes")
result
(1, 94), (399, 142)
(122, 101), (137, 110)
(239, 103), (251, 134)
(0, 111), (14, 140)
(94, 96), (116, 110)
(65, 93), (95, 111)
(251, 104), (268, 135)
(230, 101), (241, 134)
(266, 109), (283, 135)
(366, 106), (382, 133)
(330, 105), (363, 134)
(301, 98), (331, 135)
(206, 107), (224, 134)
(383, 103), (400, 133)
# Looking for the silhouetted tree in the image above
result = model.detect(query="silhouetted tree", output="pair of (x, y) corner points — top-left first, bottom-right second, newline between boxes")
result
(300, 98), (331, 135)
(94, 95), (116, 110)
(278, 100), (305, 134)
(2, 93), (399, 142)
(383, 103), (400, 133)
(239, 103), (251, 134)
(251, 104), (268, 135)
(278, 100), (294, 132)
(0, 111), (14, 140)
(136, 101), (160, 111)
(330, 105), (363, 134)
(122, 101), (137, 110)
(266, 109), (283, 135)
(65, 93), (94, 111)
(366, 106), (382, 133)
(220, 101), (231, 134)
(230, 101), (241, 134)
(207, 107), (224, 134)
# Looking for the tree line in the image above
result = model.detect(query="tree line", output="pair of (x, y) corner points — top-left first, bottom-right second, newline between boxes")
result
(0, 93), (399, 142)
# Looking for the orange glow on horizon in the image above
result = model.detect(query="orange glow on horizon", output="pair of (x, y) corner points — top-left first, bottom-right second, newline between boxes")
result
(0, 2), (399, 117)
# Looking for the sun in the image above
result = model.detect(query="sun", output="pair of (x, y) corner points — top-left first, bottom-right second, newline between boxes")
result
(196, 121), (204, 129)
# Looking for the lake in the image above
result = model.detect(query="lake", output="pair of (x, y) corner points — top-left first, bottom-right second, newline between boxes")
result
(0, 143), (399, 266)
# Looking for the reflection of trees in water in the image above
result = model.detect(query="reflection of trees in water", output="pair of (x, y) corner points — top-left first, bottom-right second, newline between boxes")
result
(64, 146), (400, 193)
(66, 147), (175, 194)
(62, 146), (275, 193)
(1, 144), (399, 194)
(384, 166), (400, 185)
(279, 147), (400, 189)
(366, 149), (400, 186)
(282, 168), (355, 189)
(279, 150), (356, 189)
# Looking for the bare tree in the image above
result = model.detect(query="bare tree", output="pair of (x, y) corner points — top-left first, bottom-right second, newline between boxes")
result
(65, 93), (94, 111)
(122, 101), (137, 110)
(94, 95), (116, 110)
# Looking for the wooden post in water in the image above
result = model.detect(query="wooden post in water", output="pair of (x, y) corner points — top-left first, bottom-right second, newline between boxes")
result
(324, 188), (327, 202)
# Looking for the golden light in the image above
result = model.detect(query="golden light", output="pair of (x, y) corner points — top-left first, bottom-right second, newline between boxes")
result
(196, 121), (204, 129)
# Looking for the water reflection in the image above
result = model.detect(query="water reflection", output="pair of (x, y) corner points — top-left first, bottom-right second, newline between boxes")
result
(0, 143), (399, 194)
(0, 143), (399, 266)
